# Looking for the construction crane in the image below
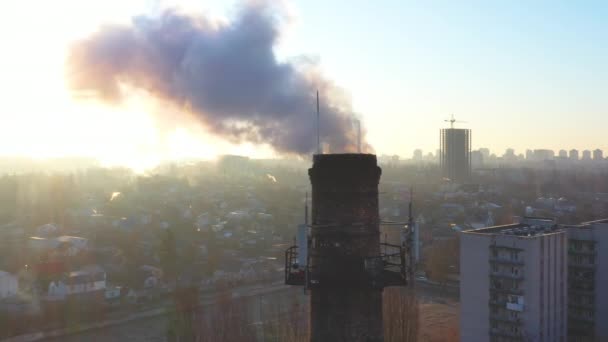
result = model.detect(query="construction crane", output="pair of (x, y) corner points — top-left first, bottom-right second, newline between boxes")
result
(444, 114), (467, 129)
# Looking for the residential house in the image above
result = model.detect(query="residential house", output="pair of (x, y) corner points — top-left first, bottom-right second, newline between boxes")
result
(0, 271), (18, 299)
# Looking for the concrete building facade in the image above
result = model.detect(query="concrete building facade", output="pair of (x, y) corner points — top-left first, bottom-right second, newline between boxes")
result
(565, 219), (608, 341)
(461, 218), (568, 342)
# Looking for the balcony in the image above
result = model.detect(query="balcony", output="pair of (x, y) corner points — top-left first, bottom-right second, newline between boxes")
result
(568, 301), (594, 310)
(489, 299), (525, 312)
(490, 286), (524, 295)
(569, 263), (595, 271)
(489, 257), (524, 266)
(489, 298), (507, 307)
(568, 314), (595, 324)
(569, 256), (596, 269)
(568, 321), (595, 337)
(490, 315), (522, 324)
(568, 248), (596, 256)
(569, 288), (595, 296)
(506, 301), (524, 312)
(490, 271), (524, 281)
(569, 271), (595, 282)
(569, 282), (595, 293)
(490, 245), (523, 251)
(489, 328), (524, 339)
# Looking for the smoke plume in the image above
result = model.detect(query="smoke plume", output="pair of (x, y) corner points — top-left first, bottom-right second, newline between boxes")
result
(67, 2), (370, 154)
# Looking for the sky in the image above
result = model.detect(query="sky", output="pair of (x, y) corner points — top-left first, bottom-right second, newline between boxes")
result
(0, 0), (606, 169)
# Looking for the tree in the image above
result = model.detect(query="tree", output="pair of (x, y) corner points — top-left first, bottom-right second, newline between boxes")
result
(114, 232), (139, 288)
(429, 320), (459, 342)
(383, 288), (419, 342)
(425, 240), (454, 288)
(191, 289), (255, 342)
(161, 229), (203, 342)
(264, 296), (308, 342)
(167, 286), (200, 342)
(160, 229), (178, 286)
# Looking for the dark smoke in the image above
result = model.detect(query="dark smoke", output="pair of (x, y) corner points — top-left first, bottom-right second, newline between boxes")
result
(67, 2), (370, 154)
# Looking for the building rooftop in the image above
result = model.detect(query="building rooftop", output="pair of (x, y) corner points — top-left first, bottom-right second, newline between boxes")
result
(580, 218), (608, 225)
(463, 217), (558, 237)
(56, 236), (87, 242)
(69, 265), (104, 278)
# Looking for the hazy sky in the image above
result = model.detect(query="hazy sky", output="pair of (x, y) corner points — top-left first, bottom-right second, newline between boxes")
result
(0, 0), (606, 168)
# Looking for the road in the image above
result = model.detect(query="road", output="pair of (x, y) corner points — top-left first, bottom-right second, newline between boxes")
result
(43, 280), (457, 342)
(43, 283), (302, 342)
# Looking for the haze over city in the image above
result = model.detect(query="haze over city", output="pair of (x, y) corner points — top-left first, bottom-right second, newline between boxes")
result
(1, 0), (607, 171)
(3, 1), (608, 342)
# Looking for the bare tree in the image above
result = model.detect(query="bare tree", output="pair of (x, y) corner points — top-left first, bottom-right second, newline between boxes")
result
(263, 296), (308, 342)
(383, 288), (419, 342)
(194, 290), (256, 342)
(428, 320), (459, 342)
(168, 286), (421, 342)
(425, 239), (458, 289)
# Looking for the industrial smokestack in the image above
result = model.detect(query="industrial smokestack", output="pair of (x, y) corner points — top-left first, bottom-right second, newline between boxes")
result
(67, 2), (370, 155)
(308, 153), (383, 342)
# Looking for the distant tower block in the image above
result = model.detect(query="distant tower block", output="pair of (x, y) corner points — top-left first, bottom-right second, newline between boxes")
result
(308, 154), (383, 342)
(440, 128), (471, 182)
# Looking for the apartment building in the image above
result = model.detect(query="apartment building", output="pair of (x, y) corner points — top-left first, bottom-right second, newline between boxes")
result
(565, 219), (608, 341)
(461, 218), (568, 342)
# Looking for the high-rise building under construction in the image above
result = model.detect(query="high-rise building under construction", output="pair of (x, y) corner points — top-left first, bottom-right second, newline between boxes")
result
(440, 128), (471, 182)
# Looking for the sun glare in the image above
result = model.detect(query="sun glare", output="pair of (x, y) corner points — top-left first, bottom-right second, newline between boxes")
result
(0, 1), (265, 171)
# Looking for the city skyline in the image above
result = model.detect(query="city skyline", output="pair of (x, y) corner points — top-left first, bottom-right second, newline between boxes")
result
(1, 0), (607, 171)
(411, 146), (606, 158)
(3, 2), (608, 340)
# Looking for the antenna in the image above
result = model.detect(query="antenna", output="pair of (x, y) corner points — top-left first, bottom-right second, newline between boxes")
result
(408, 187), (416, 283)
(316, 90), (321, 155)
(304, 192), (309, 226)
(408, 187), (413, 228)
(356, 119), (361, 153)
(444, 114), (467, 129)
